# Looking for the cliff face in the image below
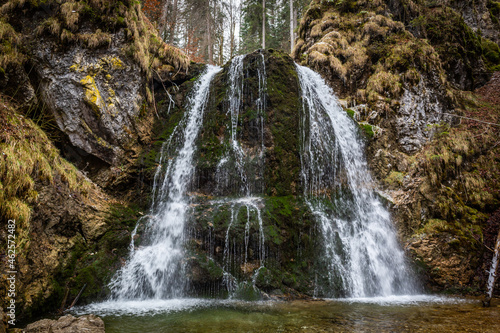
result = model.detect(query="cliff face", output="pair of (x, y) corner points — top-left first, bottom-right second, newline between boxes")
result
(294, 0), (500, 292)
(0, 0), (190, 321)
(2, 0), (189, 167)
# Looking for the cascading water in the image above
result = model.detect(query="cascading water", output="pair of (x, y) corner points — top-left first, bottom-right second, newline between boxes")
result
(296, 64), (417, 297)
(216, 54), (267, 196)
(106, 52), (416, 304)
(214, 53), (267, 295)
(109, 65), (222, 300)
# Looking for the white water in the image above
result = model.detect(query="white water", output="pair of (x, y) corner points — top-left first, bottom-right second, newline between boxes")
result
(218, 197), (266, 294)
(216, 53), (266, 196)
(486, 235), (500, 299)
(104, 57), (417, 304)
(296, 65), (417, 297)
(109, 65), (222, 300)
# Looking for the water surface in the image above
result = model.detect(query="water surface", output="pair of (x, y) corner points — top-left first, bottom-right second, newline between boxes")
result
(73, 296), (500, 332)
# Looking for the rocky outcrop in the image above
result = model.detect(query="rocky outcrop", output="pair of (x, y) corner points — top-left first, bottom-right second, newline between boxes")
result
(25, 314), (104, 333)
(2, 0), (189, 167)
(0, 0), (187, 321)
(294, 0), (500, 293)
(294, 0), (456, 153)
(447, 0), (499, 44)
(32, 32), (145, 165)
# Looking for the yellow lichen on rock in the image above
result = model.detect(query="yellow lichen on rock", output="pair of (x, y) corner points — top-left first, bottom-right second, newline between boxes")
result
(80, 75), (106, 117)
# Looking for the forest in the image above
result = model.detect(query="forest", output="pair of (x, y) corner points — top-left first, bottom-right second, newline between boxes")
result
(140, 0), (310, 63)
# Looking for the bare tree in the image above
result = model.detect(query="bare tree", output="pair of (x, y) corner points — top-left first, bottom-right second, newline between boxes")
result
(289, 0), (294, 52)
(262, 0), (266, 49)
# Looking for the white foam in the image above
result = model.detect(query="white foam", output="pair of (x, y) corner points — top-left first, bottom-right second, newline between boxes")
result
(333, 294), (471, 306)
(71, 298), (215, 317)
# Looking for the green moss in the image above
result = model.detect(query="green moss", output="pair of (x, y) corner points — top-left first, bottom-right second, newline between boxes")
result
(345, 108), (355, 118)
(482, 38), (500, 71)
(54, 202), (143, 307)
(385, 171), (404, 186)
(360, 123), (374, 138)
(265, 52), (302, 196)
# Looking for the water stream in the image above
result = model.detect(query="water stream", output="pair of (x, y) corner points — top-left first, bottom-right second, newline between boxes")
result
(65, 54), (500, 331)
(109, 58), (417, 301)
(109, 65), (222, 300)
(296, 65), (417, 297)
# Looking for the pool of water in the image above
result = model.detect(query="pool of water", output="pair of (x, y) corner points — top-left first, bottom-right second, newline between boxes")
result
(72, 296), (500, 332)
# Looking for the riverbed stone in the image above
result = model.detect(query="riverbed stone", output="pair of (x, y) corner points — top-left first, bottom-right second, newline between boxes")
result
(25, 314), (104, 333)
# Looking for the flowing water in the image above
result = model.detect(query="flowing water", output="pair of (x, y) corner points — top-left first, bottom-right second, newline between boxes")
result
(296, 65), (416, 297)
(109, 65), (222, 299)
(77, 54), (476, 333)
(215, 53), (266, 196)
(109, 58), (416, 301)
(63, 54), (500, 332)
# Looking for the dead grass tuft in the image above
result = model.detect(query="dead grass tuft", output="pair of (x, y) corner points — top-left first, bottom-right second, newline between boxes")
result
(0, 97), (92, 228)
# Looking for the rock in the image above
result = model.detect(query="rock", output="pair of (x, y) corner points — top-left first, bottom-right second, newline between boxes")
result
(0, 307), (7, 333)
(396, 77), (453, 153)
(32, 31), (145, 165)
(449, 0), (499, 44)
(25, 314), (104, 333)
(0, 63), (37, 106)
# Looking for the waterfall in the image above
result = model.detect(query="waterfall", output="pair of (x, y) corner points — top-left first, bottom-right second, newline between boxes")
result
(216, 53), (266, 196)
(106, 53), (417, 303)
(109, 65), (222, 300)
(215, 53), (267, 295)
(296, 65), (417, 297)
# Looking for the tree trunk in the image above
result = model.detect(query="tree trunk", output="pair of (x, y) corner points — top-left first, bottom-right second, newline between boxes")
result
(290, 0), (294, 52)
(262, 0), (266, 49)
(206, 0), (213, 63)
(169, 0), (178, 44)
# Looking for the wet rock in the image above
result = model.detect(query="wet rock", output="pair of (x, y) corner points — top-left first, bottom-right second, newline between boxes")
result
(396, 77), (453, 153)
(32, 31), (145, 165)
(25, 314), (104, 333)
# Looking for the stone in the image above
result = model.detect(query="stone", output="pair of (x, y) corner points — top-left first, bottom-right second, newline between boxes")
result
(25, 314), (105, 333)
(32, 31), (145, 165)
(396, 77), (453, 153)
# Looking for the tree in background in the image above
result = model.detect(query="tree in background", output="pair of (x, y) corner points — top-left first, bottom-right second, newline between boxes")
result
(140, 0), (308, 63)
(239, 0), (308, 54)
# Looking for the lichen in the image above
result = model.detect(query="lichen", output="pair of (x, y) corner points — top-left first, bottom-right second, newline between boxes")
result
(80, 75), (106, 117)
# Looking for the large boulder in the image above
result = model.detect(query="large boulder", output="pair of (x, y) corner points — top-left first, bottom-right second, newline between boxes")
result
(25, 314), (104, 333)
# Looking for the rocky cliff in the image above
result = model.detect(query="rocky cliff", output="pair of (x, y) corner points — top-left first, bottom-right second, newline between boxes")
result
(0, 0), (190, 324)
(294, 0), (500, 292)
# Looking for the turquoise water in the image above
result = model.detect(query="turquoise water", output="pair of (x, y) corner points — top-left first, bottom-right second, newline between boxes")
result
(72, 296), (500, 332)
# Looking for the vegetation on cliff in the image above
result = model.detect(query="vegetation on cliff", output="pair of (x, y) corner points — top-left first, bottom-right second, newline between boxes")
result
(0, 0), (191, 321)
(294, 0), (500, 292)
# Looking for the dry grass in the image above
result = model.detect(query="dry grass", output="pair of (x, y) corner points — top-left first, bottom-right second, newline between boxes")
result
(0, 97), (92, 229)
(61, 1), (82, 32)
(0, 18), (25, 69)
(367, 67), (402, 98)
(294, 2), (452, 113)
(80, 29), (112, 48)
(2, 0), (190, 77)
